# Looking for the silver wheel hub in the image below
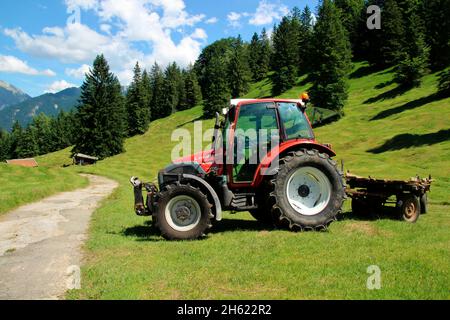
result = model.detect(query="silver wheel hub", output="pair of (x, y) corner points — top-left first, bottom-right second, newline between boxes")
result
(286, 167), (332, 216)
(165, 195), (201, 232)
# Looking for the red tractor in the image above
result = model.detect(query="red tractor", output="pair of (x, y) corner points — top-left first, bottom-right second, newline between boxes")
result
(131, 95), (346, 240)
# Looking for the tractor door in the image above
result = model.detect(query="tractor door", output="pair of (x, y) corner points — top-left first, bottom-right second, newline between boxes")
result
(229, 102), (280, 185)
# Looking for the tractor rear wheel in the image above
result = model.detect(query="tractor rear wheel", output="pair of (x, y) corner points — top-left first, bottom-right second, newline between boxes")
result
(270, 149), (345, 230)
(155, 184), (213, 240)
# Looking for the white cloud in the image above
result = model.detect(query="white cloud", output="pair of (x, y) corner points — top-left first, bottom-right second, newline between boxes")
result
(249, 0), (289, 26)
(227, 12), (243, 28)
(0, 54), (56, 76)
(5, 0), (208, 86)
(45, 80), (77, 93)
(65, 64), (91, 79)
(205, 17), (218, 24)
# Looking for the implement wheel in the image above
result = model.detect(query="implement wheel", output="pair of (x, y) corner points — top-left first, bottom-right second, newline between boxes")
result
(399, 195), (421, 223)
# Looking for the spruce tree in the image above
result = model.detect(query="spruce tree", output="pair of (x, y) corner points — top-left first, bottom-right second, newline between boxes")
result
(0, 129), (11, 161)
(126, 62), (150, 136)
(16, 127), (38, 158)
(438, 67), (450, 97)
(248, 32), (261, 81)
(421, 0), (450, 70)
(72, 54), (126, 159)
(394, 1), (429, 88)
(334, 0), (365, 57)
(257, 28), (271, 80)
(298, 6), (314, 73)
(227, 36), (252, 98)
(271, 16), (299, 96)
(183, 65), (202, 109)
(10, 121), (22, 159)
(150, 63), (166, 120)
(141, 69), (153, 121)
(30, 113), (53, 155)
(310, 0), (352, 116)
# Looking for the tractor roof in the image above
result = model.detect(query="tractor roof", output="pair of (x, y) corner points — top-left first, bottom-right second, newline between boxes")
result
(230, 98), (304, 107)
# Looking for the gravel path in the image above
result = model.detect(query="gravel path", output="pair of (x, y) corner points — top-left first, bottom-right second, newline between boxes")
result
(0, 174), (118, 300)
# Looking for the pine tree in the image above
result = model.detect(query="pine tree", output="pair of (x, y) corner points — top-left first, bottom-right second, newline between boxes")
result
(258, 28), (271, 80)
(421, 0), (450, 70)
(394, 1), (429, 88)
(149, 63), (166, 120)
(141, 69), (153, 121)
(298, 6), (314, 73)
(16, 126), (38, 158)
(126, 62), (150, 136)
(271, 16), (299, 95)
(310, 0), (352, 116)
(334, 0), (365, 57)
(10, 121), (22, 159)
(180, 65), (202, 110)
(227, 36), (252, 98)
(161, 62), (182, 116)
(248, 32), (261, 81)
(72, 54), (126, 159)
(0, 129), (11, 161)
(30, 113), (53, 155)
(195, 39), (234, 118)
(438, 67), (450, 96)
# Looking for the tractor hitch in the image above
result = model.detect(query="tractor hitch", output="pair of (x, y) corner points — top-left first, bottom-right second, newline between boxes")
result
(130, 177), (158, 216)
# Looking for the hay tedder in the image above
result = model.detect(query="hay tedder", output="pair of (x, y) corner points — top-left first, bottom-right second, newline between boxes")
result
(130, 94), (432, 240)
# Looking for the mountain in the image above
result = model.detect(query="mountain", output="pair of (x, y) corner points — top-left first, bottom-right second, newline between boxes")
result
(0, 80), (31, 111)
(0, 87), (81, 130)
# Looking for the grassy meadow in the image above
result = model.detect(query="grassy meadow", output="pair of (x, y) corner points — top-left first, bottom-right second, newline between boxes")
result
(3, 63), (449, 299)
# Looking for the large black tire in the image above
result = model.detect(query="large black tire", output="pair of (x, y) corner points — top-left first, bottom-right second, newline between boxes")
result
(420, 193), (428, 214)
(155, 184), (213, 240)
(270, 149), (345, 230)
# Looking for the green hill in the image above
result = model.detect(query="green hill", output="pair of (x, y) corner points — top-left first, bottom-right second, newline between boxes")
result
(2, 63), (449, 299)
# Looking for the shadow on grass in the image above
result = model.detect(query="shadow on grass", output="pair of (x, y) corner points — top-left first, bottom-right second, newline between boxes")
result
(338, 207), (401, 222)
(350, 64), (382, 79)
(370, 93), (446, 120)
(176, 116), (204, 128)
(364, 85), (411, 104)
(121, 218), (272, 241)
(368, 129), (450, 154)
(374, 79), (395, 89)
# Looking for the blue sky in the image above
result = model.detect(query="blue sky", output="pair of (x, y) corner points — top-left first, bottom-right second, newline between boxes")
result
(0, 0), (318, 97)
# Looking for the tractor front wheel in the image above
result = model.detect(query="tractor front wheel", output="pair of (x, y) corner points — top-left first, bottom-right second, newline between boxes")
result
(270, 149), (345, 230)
(155, 184), (213, 240)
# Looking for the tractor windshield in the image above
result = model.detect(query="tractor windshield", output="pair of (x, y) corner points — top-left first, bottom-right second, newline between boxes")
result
(277, 102), (314, 140)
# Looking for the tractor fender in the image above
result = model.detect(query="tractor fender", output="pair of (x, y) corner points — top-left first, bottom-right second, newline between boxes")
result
(253, 140), (337, 186)
(182, 174), (223, 221)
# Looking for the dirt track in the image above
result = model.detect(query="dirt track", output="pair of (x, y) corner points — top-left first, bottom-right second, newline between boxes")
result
(0, 174), (118, 300)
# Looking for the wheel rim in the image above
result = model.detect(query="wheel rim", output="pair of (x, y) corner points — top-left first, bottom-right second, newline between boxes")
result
(404, 200), (416, 219)
(165, 195), (201, 232)
(286, 166), (332, 216)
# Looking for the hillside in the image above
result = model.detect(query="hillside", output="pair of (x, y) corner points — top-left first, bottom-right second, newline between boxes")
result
(0, 87), (80, 130)
(0, 80), (30, 111)
(4, 64), (450, 299)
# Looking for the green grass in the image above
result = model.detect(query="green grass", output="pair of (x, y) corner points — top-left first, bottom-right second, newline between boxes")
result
(6, 62), (450, 299)
(0, 158), (88, 215)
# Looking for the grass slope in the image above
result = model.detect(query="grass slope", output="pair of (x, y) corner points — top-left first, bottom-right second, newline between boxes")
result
(11, 63), (450, 299)
(0, 159), (87, 215)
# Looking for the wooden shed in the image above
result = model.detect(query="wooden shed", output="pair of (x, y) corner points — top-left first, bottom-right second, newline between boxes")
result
(73, 153), (99, 166)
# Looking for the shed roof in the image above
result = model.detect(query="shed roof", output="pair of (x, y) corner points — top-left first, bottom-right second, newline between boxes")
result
(6, 158), (39, 168)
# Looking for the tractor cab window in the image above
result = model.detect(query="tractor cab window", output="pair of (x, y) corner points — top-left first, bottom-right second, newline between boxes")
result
(232, 103), (279, 183)
(278, 102), (314, 140)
